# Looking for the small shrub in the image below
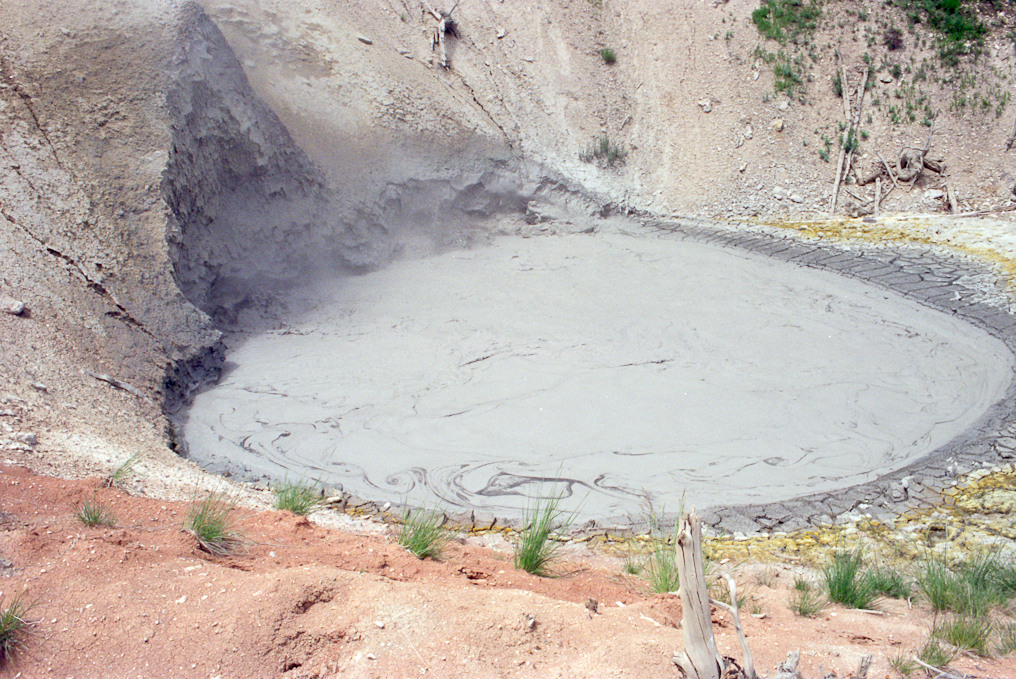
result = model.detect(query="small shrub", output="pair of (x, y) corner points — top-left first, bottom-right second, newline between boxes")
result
(789, 576), (826, 617)
(272, 480), (321, 516)
(75, 494), (116, 527)
(832, 72), (843, 97)
(0, 593), (34, 669)
(513, 493), (572, 577)
(933, 614), (994, 656)
(885, 27), (905, 50)
(840, 126), (859, 154)
(824, 549), (877, 609)
(751, 0), (821, 43)
(580, 135), (627, 166)
(183, 491), (245, 556)
(600, 48), (616, 64)
(397, 506), (449, 560)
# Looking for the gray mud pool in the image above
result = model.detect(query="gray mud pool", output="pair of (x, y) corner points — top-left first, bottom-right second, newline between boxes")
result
(183, 227), (1014, 523)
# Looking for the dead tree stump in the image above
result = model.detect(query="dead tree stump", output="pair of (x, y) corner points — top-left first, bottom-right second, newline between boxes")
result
(673, 510), (724, 679)
(896, 147), (925, 182)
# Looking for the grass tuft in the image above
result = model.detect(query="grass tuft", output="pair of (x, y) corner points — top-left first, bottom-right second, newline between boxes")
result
(513, 493), (572, 577)
(996, 620), (1016, 656)
(888, 651), (916, 678)
(918, 556), (963, 612)
(917, 636), (956, 670)
(599, 48), (616, 64)
(579, 135), (627, 166)
(397, 506), (449, 560)
(918, 550), (1016, 616)
(183, 491), (245, 556)
(107, 452), (142, 489)
(867, 565), (912, 599)
(0, 593), (34, 669)
(932, 614), (994, 656)
(789, 575), (826, 617)
(75, 494), (116, 527)
(272, 479), (322, 516)
(824, 549), (877, 609)
(621, 552), (643, 576)
(645, 534), (681, 594)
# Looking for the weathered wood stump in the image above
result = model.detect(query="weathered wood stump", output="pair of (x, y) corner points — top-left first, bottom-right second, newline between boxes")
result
(673, 510), (724, 679)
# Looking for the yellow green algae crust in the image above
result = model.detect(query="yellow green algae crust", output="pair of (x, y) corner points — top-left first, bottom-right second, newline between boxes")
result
(766, 215), (1016, 296)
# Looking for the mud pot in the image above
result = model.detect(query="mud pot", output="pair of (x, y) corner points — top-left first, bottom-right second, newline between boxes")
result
(180, 223), (1014, 524)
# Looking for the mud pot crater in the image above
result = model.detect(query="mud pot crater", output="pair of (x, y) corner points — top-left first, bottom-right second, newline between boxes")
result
(178, 224), (1015, 527)
(161, 8), (1016, 532)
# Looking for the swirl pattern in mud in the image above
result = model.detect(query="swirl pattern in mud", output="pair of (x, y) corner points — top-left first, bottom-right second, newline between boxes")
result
(182, 228), (1014, 522)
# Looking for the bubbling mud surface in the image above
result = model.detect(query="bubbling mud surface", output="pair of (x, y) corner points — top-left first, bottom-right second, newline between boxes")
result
(183, 226), (1014, 522)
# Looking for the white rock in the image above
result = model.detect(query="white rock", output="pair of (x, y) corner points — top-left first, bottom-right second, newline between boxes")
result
(698, 99), (712, 113)
(769, 118), (784, 132)
(778, 101), (789, 110)
(496, 27), (506, 39)
(0, 298), (25, 316)
(790, 194), (804, 203)
(357, 35), (373, 45)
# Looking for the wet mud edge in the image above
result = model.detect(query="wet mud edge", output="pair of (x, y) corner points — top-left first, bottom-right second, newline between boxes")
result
(166, 216), (1016, 539)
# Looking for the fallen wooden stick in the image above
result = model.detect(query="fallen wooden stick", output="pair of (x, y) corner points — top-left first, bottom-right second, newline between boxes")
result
(912, 657), (965, 679)
(841, 68), (869, 186)
(831, 146), (847, 215)
(951, 205), (1016, 218)
(876, 151), (900, 190)
(83, 369), (150, 402)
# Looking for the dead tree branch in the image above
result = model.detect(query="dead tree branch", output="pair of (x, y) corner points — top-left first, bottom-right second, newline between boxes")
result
(710, 573), (757, 679)
(423, 0), (460, 68)
(876, 151), (899, 190)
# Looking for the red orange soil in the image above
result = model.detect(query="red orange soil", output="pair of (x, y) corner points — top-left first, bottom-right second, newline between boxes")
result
(2, 463), (1015, 679)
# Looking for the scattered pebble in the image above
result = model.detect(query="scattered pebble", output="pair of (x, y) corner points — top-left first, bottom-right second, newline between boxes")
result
(0, 298), (25, 316)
